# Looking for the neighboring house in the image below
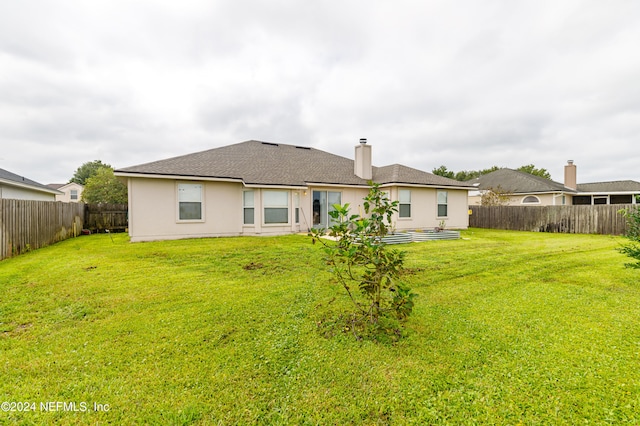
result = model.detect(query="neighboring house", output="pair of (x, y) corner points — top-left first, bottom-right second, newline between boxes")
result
(572, 181), (640, 205)
(47, 182), (84, 203)
(115, 139), (474, 242)
(469, 161), (640, 206)
(0, 167), (62, 201)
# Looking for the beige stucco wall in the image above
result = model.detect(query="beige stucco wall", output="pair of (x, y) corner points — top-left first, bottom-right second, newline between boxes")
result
(301, 186), (469, 232)
(387, 186), (469, 231)
(127, 178), (470, 242)
(128, 178), (245, 242)
(129, 178), (310, 241)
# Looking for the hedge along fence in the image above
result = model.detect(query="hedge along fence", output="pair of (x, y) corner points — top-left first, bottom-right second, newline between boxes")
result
(0, 199), (85, 260)
(469, 204), (634, 235)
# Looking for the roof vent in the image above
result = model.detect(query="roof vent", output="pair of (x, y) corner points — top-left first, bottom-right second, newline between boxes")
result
(359, 138), (367, 144)
(261, 142), (279, 147)
(295, 146), (311, 150)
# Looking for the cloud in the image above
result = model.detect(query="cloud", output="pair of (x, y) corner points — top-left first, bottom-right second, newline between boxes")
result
(0, 0), (639, 185)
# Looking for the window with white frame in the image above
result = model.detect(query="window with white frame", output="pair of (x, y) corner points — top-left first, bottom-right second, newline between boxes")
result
(399, 189), (411, 218)
(293, 192), (300, 224)
(178, 183), (203, 221)
(593, 196), (608, 205)
(312, 191), (341, 228)
(437, 190), (448, 217)
(243, 191), (254, 225)
(263, 190), (289, 224)
(70, 189), (78, 200)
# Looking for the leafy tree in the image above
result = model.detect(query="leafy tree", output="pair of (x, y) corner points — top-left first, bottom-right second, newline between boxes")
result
(480, 186), (511, 206)
(81, 167), (128, 204)
(516, 164), (551, 179)
(310, 183), (417, 342)
(70, 160), (113, 185)
(432, 165), (455, 179)
(453, 170), (478, 181)
(454, 166), (500, 181)
(618, 207), (640, 268)
(434, 164), (548, 181)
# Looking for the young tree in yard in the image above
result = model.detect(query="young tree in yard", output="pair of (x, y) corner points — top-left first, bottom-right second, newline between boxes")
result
(70, 160), (112, 185)
(618, 207), (640, 268)
(310, 182), (417, 342)
(81, 167), (128, 204)
(480, 186), (511, 206)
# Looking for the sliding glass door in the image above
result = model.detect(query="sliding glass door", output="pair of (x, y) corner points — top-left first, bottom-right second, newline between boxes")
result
(312, 191), (341, 228)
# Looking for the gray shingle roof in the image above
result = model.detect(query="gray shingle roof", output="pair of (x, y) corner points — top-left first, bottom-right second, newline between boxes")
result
(577, 180), (640, 192)
(116, 140), (472, 188)
(471, 168), (573, 193)
(374, 163), (471, 187)
(0, 167), (60, 194)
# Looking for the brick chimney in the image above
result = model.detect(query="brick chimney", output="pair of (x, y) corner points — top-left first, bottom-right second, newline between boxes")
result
(354, 138), (372, 180)
(564, 160), (577, 190)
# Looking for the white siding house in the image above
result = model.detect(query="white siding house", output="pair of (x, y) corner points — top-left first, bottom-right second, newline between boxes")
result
(0, 168), (61, 201)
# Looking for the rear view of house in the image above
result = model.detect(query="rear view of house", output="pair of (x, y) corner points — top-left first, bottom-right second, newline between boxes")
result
(115, 140), (473, 242)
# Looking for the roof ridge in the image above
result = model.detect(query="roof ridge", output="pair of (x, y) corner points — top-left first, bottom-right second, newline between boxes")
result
(502, 167), (566, 187)
(581, 179), (639, 185)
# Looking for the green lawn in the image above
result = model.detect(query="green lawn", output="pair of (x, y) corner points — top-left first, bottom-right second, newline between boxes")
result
(1, 229), (639, 424)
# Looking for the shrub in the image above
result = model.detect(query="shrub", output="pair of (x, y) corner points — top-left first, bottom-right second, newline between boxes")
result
(310, 183), (417, 342)
(618, 207), (640, 268)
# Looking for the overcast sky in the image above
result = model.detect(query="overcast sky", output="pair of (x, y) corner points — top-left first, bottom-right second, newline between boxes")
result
(1, 0), (638, 186)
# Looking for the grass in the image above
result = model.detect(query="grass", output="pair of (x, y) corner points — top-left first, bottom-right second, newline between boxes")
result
(1, 229), (639, 424)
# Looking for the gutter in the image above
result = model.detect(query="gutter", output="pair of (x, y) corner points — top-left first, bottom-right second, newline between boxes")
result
(377, 182), (476, 191)
(114, 171), (244, 184)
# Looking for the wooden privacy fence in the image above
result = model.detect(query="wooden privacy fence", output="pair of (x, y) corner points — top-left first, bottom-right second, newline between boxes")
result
(0, 199), (85, 260)
(469, 204), (635, 235)
(84, 203), (128, 233)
